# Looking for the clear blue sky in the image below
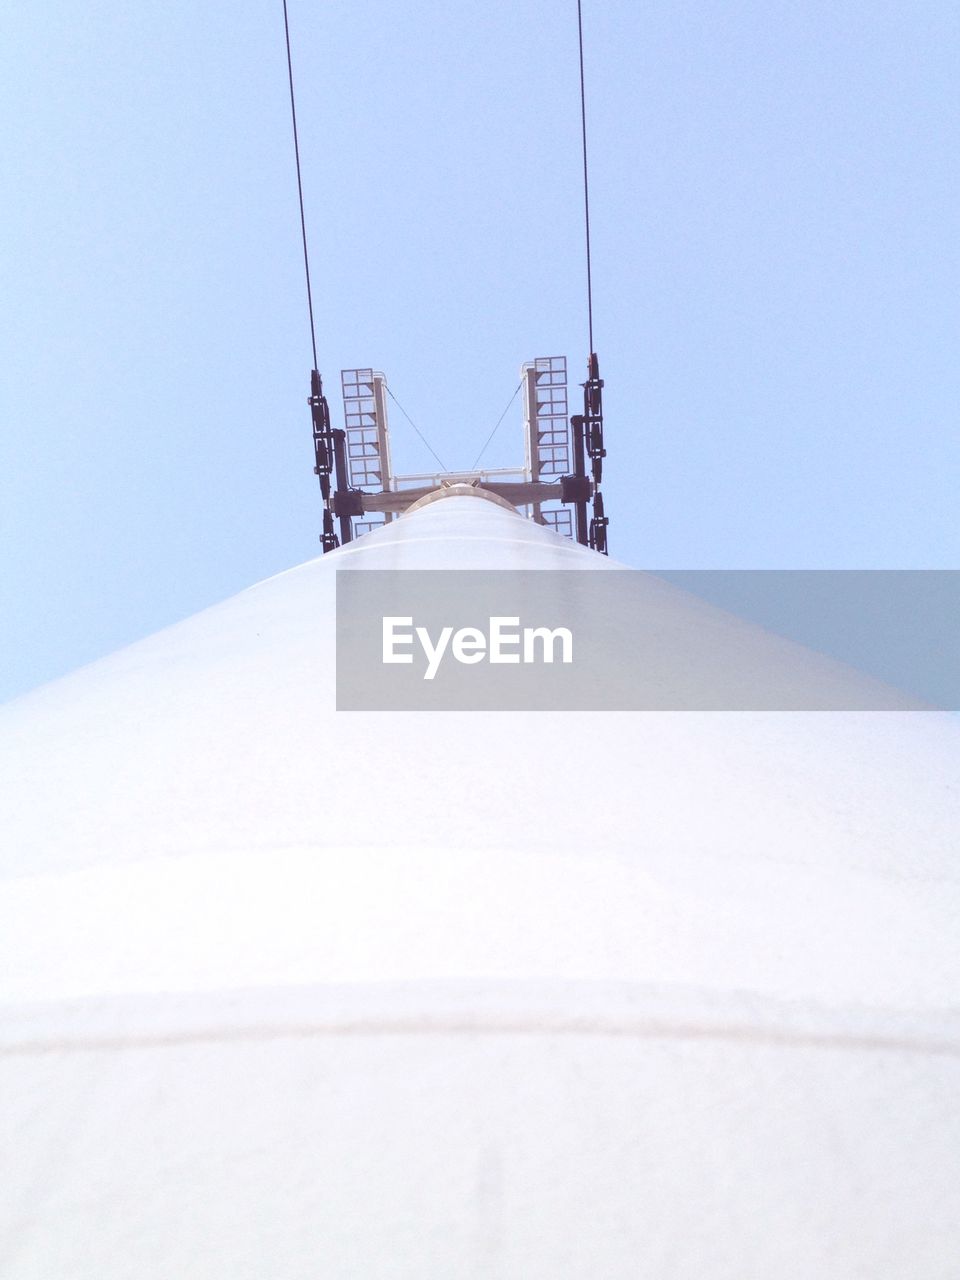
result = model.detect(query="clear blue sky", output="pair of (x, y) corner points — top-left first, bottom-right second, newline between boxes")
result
(2, 1), (957, 702)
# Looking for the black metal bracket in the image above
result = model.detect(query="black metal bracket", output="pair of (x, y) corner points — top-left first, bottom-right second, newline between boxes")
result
(309, 368), (359, 552)
(560, 352), (609, 554)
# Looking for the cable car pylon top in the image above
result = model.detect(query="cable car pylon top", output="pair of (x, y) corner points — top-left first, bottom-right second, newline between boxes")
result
(282, 0), (610, 554)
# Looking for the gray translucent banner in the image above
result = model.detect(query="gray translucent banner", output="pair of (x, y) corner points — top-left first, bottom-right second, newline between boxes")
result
(335, 570), (960, 711)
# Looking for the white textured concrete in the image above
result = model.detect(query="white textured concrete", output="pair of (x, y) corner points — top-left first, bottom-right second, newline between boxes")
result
(1, 496), (959, 1278)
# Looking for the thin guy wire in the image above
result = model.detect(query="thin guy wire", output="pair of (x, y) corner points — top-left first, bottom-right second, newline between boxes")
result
(471, 381), (523, 470)
(578, 0), (593, 355)
(282, 0), (319, 372)
(386, 387), (449, 472)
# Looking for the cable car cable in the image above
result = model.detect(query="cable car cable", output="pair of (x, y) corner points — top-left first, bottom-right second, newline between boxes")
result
(577, 0), (595, 358)
(281, 0), (319, 372)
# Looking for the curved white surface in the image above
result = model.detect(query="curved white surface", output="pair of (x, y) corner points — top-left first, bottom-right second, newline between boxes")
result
(1, 496), (959, 1278)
